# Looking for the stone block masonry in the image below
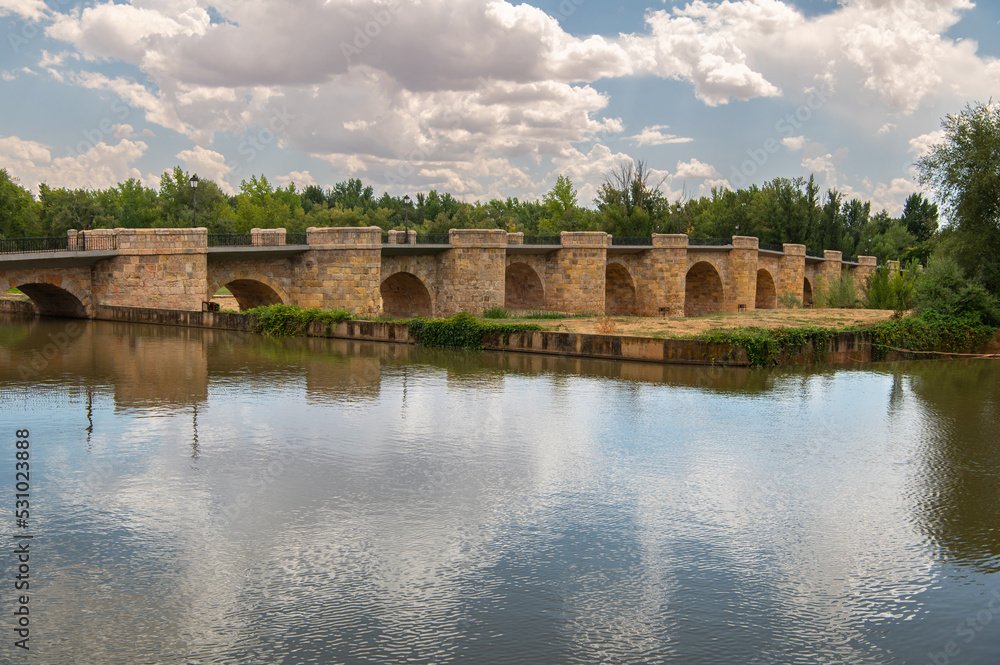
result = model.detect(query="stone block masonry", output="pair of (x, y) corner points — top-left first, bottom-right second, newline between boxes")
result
(1, 226), (889, 321)
(91, 228), (209, 311)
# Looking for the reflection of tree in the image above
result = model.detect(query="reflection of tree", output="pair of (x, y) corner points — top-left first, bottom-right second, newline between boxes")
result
(907, 361), (1000, 572)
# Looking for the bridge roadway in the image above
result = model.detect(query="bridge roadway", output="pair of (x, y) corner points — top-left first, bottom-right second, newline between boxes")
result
(0, 227), (879, 320)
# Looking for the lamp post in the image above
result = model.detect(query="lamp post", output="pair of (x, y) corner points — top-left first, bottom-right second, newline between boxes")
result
(189, 174), (199, 228)
(403, 194), (410, 233)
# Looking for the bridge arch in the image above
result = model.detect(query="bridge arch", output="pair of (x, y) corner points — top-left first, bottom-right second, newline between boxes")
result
(207, 273), (289, 311)
(685, 261), (725, 317)
(605, 262), (637, 315)
(803, 277), (814, 308)
(755, 269), (777, 310)
(8, 277), (90, 318)
(381, 272), (433, 318)
(504, 262), (544, 311)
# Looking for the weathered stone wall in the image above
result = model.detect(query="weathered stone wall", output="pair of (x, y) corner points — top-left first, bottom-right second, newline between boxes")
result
(756, 255), (781, 309)
(433, 229), (507, 316)
(616, 234), (688, 317)
(91, 228), (208, 311)
(729, 236), (759, 312)
(299, 226), (382, 313)
(545, 232), (609, 314)
(852, 256), (878, 301)
(777, 244), (806, 307)
(380, 254), (437, 316)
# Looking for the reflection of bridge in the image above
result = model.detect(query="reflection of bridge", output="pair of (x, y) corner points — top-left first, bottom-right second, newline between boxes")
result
(0, 227), (880, 319)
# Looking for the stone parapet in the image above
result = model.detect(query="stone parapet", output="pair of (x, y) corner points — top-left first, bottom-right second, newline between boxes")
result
(115, 228), (207, 255)
(857, 256), (877, 267)
(449, 229), (508, 247)
(560, 232), (610, 248)
(782, 243), (806, 256)
(652, 234), (688, 249)
(732, 235), (759, 250)
(307, 226), (382, 249)
(507, 232), (524, 246)
(824, 250), (843, 262)
(251, 228), (286, 246)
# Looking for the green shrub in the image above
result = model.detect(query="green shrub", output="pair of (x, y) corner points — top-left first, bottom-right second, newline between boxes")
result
(867, 310), (997, 360)
(818, 273), (859, 309)
(244, 304), (353, 336)
(863, 261), (920, 315)
(915, 255), (1000, 326)
(407, 312), (541, 349)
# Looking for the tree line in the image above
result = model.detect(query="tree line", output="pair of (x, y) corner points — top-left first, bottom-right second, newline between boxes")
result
(0, 165), (937, 265)
(3, 100), (998, 296)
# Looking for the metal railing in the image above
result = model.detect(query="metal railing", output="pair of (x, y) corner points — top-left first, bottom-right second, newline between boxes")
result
(688, 237), (731, 246)
(521, 235), (562, 245)
(805, 249), (824, 259)
(611, 237), (653, 246)
(208, 234), (254, 247)
(414, 234), (451, 244)
(286, 232), (307, 245)
(78, 234), (118, 251)
(759, 242), (784, 252)
(842, 255), (859, 264)
(0, 236), (69, 254)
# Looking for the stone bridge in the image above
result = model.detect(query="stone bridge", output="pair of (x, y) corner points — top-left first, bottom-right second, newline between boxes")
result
(0, 227), (879, 319)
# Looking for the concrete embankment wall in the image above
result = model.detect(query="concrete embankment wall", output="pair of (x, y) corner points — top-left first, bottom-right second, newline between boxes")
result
(6, 302), (995, 366)
(81, 304), (873, 366)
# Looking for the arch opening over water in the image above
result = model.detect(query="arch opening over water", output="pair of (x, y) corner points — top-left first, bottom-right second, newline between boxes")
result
(685, 262), (724, 317)
(504, 263), (544, 311)
(16, 282), (88, 318)
(216, 279), (284, 311)
(755, 269), (777, 310)
(605, 263), (637, 315)
(803, 278), (814, 308)
(381, 272), (432, 318)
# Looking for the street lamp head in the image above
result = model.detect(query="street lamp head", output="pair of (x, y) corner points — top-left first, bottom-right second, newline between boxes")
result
(189, 174), (199, 189)
(403, 194), (410, 205)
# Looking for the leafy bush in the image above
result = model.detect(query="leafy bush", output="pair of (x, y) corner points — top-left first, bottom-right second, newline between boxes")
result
(244, 304), (353, 336)
(407, 312), (541, 349)
(816, 273), (858, 309)
(702, 327), (834, 367)
(863, 262), (920, 315)
(867, 310), (997, 360)
(914, 255), (1000, 326)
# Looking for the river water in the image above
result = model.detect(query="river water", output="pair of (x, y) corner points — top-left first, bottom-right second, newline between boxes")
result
(1, 315), (998, 665)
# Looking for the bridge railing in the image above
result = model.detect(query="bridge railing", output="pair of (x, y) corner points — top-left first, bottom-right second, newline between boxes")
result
(521, 235), (562, 245)
(688, 238), (732, 247)
(0, 236), (69, 254)
(759, 242), (784, 252)
(286, 232), (307, 245)
(611, 237), (653, 246)
(414, 234), (450, 244)
(208, 234), (254, 247)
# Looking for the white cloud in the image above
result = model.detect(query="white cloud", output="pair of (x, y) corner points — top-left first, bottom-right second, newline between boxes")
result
(0, 0), (47, 21)
(782, 135), (807, 152)
(175, 146), (234, 194)
(674, 158), (721, 179)
(627, 125), (694, 147)
(908, 129), (946, 158)
(275, 170), (317, 189)
(1, 135), (147, 192)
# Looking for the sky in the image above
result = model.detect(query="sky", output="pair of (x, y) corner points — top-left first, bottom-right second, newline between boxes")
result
(0, 0), (998, 214)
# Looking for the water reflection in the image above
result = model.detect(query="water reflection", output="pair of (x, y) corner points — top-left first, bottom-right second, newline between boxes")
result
(1, 315), (999, 664)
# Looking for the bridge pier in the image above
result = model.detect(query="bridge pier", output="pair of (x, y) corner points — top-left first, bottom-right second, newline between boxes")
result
(545, 232), (609, 314)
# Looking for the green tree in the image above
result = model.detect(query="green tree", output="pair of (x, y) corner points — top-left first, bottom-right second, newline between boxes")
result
(918, 101), (1000, 292)
(0, 169), (41, 237)
(595, 160), (670, 237)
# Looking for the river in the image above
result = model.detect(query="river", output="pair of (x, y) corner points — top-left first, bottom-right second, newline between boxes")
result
(1, 315), (998, 664)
